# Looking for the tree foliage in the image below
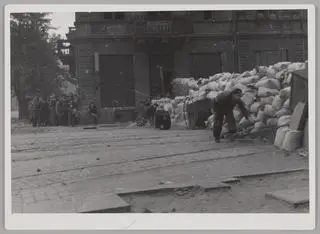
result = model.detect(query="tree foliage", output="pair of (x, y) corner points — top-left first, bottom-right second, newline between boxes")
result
(10, 13), (69, 118)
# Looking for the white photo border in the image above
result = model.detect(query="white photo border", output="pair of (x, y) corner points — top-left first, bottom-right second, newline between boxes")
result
(4, 4), (316, 230)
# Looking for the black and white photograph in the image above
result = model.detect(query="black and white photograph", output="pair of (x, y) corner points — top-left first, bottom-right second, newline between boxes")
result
(5, 4), (316, 230)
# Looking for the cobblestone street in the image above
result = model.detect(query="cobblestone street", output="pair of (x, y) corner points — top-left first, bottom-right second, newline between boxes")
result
(11, 124), (309, 213)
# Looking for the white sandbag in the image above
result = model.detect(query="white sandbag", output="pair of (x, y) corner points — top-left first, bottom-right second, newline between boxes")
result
(223, 73), (233, 81)
(256, 110), (267, 123)
(176, 103), (184, 113)
(175, 96), (186, 102)
(284, 72), (292, 85)
(189, 89), (196, 96)
(258, 87), (279, 97)
(209, 74), (222, 82)
(281, 130), (303, 151)
(260, 96), (274, 105)
(275, 107), (292, 118)
(207, 91), (219, 100)
(264, 104), (276, 117)
(239, 71), (252, 78)
(267, 118), (278, 127)
(275, 70), (286, 80)
(255, 78), (281, 90)
(232, 83), (248, 93)
(274, 126), (290, 148)
(266, 68), (277, 78)
(256, 66), (268, 76)
(218, 81), (227, 90)
(279, 87), (291, 99)
(272, 95), (284, 111)
(207, 81), (219, 91)
(283, 99), (290, 109)
(273, 62), (291, 71)
(199, 84), (209, 92)
(164, 103), (173, 114)
(234, 109), (243, 122)
(259, 76), (268, 81)
(207, 114), (214, 129)
(287, 62), (306, 72)
(238, 75), (260, 85)
(201, 78), (210, 86)
(277, 115), (291, 127)
(241, 92), (256, 107)
(239, 117), (254, 129)
(250, 102), (262, 113)
(249, 69), (257, 76)
(221, 126), (229, 135)
(224, 80), (235, 91)
(250, 121), (266, 133)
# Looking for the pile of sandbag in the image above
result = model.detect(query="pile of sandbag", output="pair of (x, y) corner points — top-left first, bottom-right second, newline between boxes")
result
(201, 61), (306, 133)
(143, 61), (305, 131)
(172, 78), (199, 96)
(274, 102), (307, 151)
(151, 96), (189, 127)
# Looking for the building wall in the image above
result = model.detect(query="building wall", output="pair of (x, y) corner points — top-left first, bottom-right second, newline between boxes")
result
(238, 36), (306, 72)
(174, 38), (234, 77)
(133, 53), (150, 105)
(70, 10), (308, 124)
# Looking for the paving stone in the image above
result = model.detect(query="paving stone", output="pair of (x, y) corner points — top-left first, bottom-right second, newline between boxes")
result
(21, 193), (130, 213)
(236, 168), (307, 178)
(221, 177), (240, 183)
(78, 193), (130, 213)
(289, 102), (308, 131)
(115, 183), (197, 196)
(197, 181), (231, 192)
(33, 191), (48, 202)
(265, 187), (309, 206)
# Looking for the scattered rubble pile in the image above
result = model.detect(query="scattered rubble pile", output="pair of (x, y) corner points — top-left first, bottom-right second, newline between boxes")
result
(150, 61), (306, 133)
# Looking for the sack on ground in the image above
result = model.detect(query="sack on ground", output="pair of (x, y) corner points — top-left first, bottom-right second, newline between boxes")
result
(283, 99), (290, 109)
(241, 92), (256, 107)
(260, 96), (274, 105)
(267, 118), (278, 127)
(207, 81), (219, 91)
(256, 110), (267, 123)
(280, 87), (291, 99)
(281, 130), (303, 151)
(266, 68), (277, 78)
(239, 117), (253, 129)
(273, 62), (291, 71)
(250, 121), (266, 133)
(276, 107), (291, 118)
(207, 91), (219, 100)
(264, 104), (276, 117)
(250, 102), (262, 113)
(277, 115), (291, 127)
(232, 83), (248, 93)
(284, 73), (292, 85)
(255, 78), (281, 90)
(275, 70), (286, 80)
(238, 75), (260, 86)
(272, 95), (284, 111)
(274, 126), (290, 148)
(258, 87), (279, 97)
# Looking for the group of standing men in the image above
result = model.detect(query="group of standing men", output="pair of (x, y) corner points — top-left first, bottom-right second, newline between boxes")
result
(29, 93), (80, 127)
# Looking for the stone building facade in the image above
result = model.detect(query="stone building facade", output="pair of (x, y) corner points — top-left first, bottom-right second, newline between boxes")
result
(65, 10), (308, 123)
